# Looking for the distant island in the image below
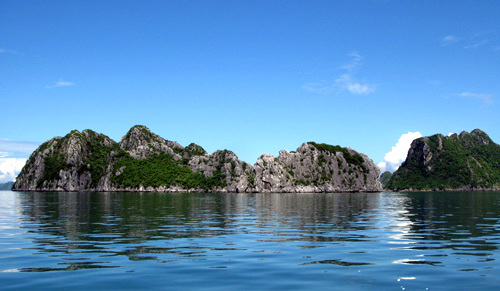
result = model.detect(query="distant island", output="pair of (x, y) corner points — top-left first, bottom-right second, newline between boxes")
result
(386, 129), (500, 191)
(13, 125), (382, 193)
(0, 181), (14, 191)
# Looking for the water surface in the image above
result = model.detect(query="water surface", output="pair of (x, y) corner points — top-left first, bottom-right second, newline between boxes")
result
(1, 191), (499, 290)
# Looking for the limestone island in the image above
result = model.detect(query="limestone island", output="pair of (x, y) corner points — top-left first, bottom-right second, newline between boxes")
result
(13, 125), (382, 193)
(386, 129), (500, 191)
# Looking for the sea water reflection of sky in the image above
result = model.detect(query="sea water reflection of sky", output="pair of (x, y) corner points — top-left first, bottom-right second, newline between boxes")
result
(0, 191), (499, 290)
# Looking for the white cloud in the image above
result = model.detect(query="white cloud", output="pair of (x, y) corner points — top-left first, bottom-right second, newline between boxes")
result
(0, 139), (40, 158)
(0, 158), (27, 183)
(342, 51), (362, 71)
(303, 52), (375, 96)
(45, 80), (75, 89)
(441, 31), (498, 50)
(0, 48), (22, 55)
(441, 35), (460, 46)
(0, 139), (39, 183)
(335, 74), (375, 95)
(460, 92), (493, 104)
(378, 132), (422, 173)
(301, 82), (334, 95)
(464, 40), (489, 49)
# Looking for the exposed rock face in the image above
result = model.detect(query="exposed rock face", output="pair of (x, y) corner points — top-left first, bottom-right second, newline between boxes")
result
(253, 143), (381, 192)
(379, 171), (392, 188)
(119, 125), (183, 160)
(14, 129), (117, 191)
(387, 129), (500, 191)
(187, 150), (253, 193)
(13, 125), (382, 193)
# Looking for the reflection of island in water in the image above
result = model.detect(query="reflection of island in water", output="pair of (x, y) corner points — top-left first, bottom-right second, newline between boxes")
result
(19, 192), (383, 242)
(19, 192), (500, 241)
(395, 191), (500, 243)
(17, 191), (500, 270)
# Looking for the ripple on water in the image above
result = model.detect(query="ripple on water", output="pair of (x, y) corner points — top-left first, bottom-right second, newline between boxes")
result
(1, 191), (500, 290)
(301, 259), (374, 266)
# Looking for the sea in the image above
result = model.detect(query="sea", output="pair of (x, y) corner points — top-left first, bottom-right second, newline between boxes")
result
(1, 190), (499, 290)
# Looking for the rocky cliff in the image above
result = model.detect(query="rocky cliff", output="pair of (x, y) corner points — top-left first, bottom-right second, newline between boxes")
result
(13, 129), (118, 191)
(386, 129), (500, 191)
(252, 142), (380, 192)
(13, 125), (382, 192)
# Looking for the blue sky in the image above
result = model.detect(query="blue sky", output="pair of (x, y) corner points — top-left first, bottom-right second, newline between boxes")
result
(1, 0), (499, 182)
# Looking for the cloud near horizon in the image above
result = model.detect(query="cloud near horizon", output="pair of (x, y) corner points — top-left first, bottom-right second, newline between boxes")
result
(45, 80), (75, 89)
(0, 158), (27, 183)
(378, 132), (422, 173)
(0, 139), (40, 183)
(0, 139), (40, 158)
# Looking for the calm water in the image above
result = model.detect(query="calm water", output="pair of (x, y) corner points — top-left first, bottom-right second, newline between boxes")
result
(1, 191), (500, 290)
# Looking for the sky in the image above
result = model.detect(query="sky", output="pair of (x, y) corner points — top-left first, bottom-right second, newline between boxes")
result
(1, 0), (500, 182)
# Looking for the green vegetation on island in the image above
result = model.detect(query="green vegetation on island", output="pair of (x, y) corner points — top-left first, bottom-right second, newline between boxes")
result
(111, 150), (227, 190)
(386, 129), (500, 191)
(307, 142), (369, 173)
(13, 125), (383, 192)
(379, 171), (392, 188)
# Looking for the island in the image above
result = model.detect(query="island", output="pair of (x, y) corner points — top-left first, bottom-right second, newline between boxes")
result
(13, 125), (382, 193)
(386, 129), (500, 191)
